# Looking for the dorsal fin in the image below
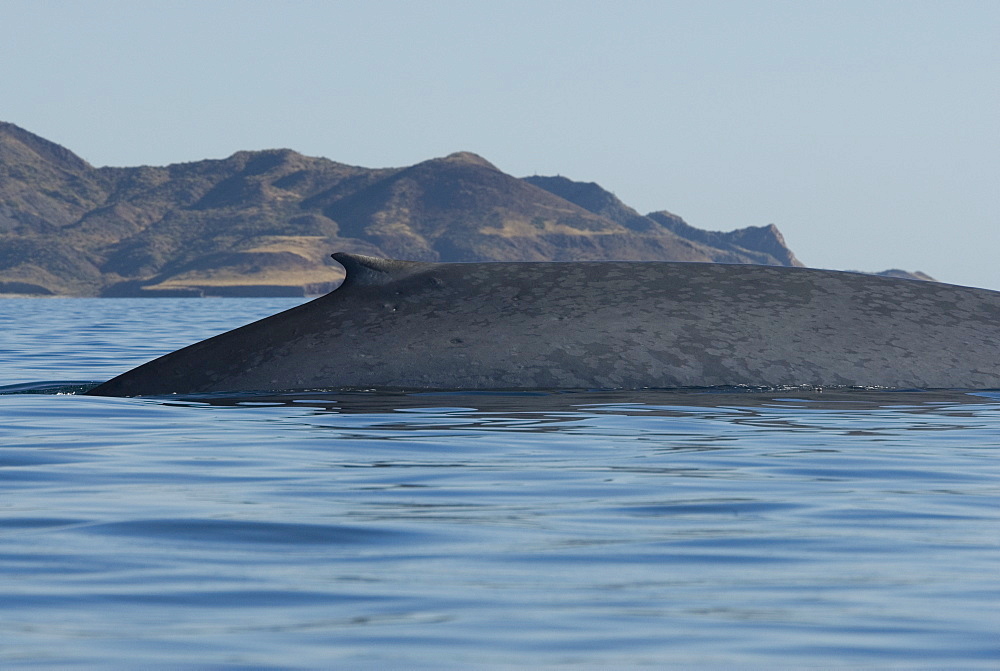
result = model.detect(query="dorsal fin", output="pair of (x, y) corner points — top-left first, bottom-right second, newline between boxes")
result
(331, 253), (429, 289)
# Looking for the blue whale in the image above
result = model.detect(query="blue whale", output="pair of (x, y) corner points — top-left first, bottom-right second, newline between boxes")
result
(87, 253), (1000, 396)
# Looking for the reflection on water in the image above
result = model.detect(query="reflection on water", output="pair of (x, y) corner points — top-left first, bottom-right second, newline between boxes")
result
(1, 387), (998, 667)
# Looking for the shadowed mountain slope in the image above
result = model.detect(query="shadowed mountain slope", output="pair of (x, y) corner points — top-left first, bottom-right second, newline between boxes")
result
(523, 175), (803, 267)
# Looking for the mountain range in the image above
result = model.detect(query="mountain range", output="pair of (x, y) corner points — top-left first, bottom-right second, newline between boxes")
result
(0, 122), (925, 297)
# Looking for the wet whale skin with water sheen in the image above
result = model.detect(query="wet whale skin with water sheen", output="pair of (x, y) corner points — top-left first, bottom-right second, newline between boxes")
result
(87, 252), (1000, 396)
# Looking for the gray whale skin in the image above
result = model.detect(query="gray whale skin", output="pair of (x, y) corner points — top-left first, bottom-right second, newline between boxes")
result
(87, 253), (1000, 396)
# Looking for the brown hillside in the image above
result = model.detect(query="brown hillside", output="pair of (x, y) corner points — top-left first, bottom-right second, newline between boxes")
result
(0, 122), (811, 297)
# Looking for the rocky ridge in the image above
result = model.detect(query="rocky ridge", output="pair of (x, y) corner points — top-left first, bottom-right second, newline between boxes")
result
(0, 122), (928, 296)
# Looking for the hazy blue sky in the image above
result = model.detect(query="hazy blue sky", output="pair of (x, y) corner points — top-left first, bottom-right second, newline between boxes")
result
(4, 1), (998, 288)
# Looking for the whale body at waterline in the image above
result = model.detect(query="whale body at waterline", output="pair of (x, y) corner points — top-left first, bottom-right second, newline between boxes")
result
(87, 253), (1000, 396)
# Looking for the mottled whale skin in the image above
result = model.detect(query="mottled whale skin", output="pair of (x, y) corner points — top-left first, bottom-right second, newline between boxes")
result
(87, 253), (1000, 396)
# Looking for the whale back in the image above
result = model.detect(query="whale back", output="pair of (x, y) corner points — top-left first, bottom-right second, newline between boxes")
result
(87, 254), (1000, 395)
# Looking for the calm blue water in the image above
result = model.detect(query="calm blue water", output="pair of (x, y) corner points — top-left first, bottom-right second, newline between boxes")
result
(2, 298), (999, 669)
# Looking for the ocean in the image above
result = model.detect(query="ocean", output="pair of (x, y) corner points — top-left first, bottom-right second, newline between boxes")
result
(2, 297), (999, 669)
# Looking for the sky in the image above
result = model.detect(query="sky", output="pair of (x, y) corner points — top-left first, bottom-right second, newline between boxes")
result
(4, 0), (998, 289)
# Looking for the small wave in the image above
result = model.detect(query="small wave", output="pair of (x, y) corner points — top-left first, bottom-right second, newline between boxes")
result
(79, 518), (434, 546)
(100, 385), (997, 416)
(0, 381), (99, 395)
